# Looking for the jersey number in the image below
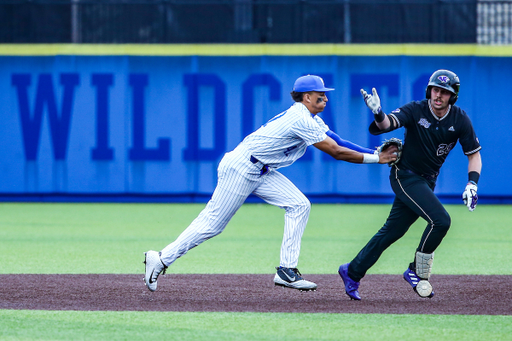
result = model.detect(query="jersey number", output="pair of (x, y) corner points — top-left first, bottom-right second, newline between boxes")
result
(436, 142), (456, 156)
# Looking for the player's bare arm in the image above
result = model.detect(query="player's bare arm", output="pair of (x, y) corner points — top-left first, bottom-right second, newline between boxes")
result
(313, 136), (397, 164)
(468, 151), (482, 174)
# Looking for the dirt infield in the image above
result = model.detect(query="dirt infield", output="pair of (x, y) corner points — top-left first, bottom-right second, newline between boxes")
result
(1, 274), (510, 315)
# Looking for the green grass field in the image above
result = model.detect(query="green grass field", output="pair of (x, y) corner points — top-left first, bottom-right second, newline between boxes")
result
(1, 202), (511, 340)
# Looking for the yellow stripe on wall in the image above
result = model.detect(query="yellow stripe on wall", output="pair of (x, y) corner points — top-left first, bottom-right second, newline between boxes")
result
(1, 44), (512, 56)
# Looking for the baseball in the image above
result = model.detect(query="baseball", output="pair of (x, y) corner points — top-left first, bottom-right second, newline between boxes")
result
(416, 280), (433, 297)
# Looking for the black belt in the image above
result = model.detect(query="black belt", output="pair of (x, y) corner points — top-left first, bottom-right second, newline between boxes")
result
(402, 168), (437, 182)
(250, 155), (269, 175)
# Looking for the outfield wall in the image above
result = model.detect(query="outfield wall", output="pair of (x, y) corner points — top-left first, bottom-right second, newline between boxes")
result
(0, 45), (509, 203)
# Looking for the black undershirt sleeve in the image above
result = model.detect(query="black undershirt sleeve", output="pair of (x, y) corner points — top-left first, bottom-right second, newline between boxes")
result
(369, 115), (396, 135)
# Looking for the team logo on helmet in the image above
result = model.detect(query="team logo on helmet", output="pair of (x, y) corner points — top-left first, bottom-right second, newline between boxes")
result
(437, 75), (450, 83)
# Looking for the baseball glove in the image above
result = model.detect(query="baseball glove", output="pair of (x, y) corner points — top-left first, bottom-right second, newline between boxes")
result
(377, 137), (403, 166)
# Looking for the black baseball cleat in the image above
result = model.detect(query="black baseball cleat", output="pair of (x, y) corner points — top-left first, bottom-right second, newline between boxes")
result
(273, 266), (317, 291)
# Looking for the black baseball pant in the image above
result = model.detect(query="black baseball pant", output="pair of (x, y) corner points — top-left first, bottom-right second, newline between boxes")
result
(348, 166), (451, 282)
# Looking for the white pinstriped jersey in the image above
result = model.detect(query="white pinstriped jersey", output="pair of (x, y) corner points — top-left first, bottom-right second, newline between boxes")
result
(241, 102), (329, 168)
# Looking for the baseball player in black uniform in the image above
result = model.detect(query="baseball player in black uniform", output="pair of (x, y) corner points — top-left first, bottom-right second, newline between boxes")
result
(338, 69), (482, 300)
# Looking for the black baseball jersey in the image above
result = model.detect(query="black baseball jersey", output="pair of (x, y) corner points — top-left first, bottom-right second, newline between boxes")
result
(387, 99), (481, 177)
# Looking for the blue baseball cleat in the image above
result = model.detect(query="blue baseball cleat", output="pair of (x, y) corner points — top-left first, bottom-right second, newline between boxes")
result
(338, 263), (361, 300)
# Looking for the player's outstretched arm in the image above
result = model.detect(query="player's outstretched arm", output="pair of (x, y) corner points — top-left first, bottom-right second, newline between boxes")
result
(326, 130), (376, 154)
(314, 136), (397, 164)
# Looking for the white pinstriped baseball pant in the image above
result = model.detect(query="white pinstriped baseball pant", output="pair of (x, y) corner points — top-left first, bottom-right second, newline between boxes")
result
(160, 144), (311, 269)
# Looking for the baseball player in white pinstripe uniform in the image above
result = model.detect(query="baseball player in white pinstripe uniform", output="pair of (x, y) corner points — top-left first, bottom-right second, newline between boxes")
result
(144, 75), (398, 292)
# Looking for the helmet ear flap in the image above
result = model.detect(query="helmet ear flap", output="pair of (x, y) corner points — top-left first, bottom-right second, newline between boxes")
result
(425, 86), (431, 99)
(449, 93), (458, 105)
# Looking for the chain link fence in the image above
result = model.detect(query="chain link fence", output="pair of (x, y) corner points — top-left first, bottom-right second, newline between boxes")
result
(0, 0), (509, 44)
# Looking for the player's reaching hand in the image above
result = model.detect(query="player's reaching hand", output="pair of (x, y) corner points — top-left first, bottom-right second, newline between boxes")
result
(377, 145), (398, 164)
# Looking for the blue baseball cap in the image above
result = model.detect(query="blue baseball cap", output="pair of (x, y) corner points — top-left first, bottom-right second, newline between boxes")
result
(293, 75), (334, 92)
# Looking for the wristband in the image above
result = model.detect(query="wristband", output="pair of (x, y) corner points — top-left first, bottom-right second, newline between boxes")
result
(374, 109), (386, 123)
(468, 171), (480, 185)
(363, 153), (379, 164)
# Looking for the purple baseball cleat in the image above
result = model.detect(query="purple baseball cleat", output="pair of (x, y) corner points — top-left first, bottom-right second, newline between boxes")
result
(338, 263), (361, 300)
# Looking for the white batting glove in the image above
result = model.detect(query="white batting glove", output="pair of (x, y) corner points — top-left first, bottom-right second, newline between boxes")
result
(360, 88), (381, 114)
(462, 182), (478, 212)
